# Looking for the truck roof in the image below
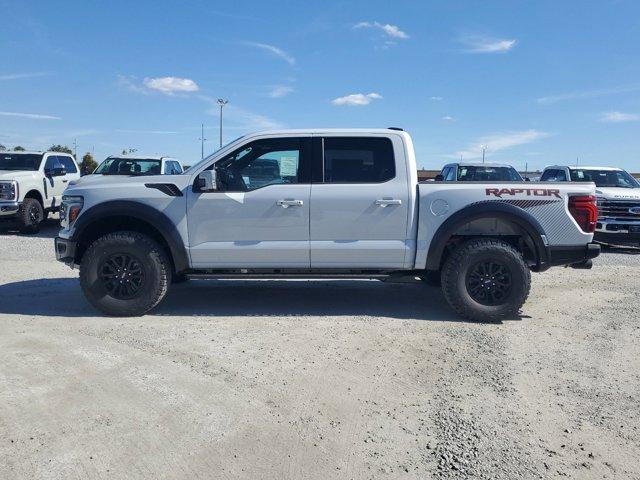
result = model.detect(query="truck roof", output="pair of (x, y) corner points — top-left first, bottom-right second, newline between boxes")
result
(252, 128), (409, 136)
(1, 150), (72, 156)
(445, 162), (517, 169)
(106, 155), (177, 161)
(544, 165), (624, 171)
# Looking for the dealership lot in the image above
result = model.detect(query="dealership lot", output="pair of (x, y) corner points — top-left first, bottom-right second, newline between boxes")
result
(1, 219), (639, 479)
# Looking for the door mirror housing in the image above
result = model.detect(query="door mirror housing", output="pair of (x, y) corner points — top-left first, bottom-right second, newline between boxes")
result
(196, 169), (217, 191)
(46, 167), (66, 177)
(434, 174), (444, 181)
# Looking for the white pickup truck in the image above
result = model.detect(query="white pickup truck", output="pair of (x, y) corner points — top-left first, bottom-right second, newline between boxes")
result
(55, 129), (600, 321)
(0, 151), (80, 232)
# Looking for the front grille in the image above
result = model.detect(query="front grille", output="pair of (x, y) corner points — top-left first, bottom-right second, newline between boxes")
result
(597, 199), (640, 218)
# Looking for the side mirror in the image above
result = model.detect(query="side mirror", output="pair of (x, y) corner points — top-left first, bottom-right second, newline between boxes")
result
(196, 169), (217, 191)
(434, 174), (444, 181)
(46, 167), (66, 177)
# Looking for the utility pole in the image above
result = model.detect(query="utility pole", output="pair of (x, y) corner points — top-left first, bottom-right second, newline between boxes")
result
(198, 123), (207, 160)
(73, 138), (78, 159)
(217, 99), (228, 148)
(481, 145), (487, 164)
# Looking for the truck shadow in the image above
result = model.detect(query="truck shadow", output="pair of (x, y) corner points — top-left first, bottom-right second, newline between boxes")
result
(0, 277), (523, 323)
(0, 218), (60, 239)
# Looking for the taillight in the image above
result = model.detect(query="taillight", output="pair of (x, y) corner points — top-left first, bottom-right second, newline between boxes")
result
(568, 195), (598, 233)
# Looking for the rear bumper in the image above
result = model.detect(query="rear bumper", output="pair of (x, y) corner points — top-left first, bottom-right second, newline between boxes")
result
(0, 201), (20, 217)
(55, 236), (77, 267)
(538, 242), (600, 271)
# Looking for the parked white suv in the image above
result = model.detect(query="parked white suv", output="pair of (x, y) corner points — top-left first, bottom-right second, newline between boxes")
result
(0, 151), (80, 232)
(541, 165), (640, 246)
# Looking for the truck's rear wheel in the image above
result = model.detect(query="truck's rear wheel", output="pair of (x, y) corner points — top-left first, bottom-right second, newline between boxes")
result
(17, 198), (44, 234)
(80, 231), (171, 316)
(441, 238), (530, 322)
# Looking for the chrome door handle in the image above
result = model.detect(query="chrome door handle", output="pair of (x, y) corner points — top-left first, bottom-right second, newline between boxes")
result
(375, 198), (402, 207)
(277, 199), (304, 208)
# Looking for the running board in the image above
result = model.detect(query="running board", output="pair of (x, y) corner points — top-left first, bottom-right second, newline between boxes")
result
(185, 273), (392, 280)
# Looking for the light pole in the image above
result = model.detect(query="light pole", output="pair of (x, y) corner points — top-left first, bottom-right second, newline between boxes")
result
(481, 145), (487, 164)
(198, 123), (207, 160)
(217, 99), (228, 148)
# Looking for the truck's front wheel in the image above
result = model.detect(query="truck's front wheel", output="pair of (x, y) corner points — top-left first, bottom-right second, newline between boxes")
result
(441, 238), (531, 322)
(17, 198), (44, 234)
(80, 231), (171, 316)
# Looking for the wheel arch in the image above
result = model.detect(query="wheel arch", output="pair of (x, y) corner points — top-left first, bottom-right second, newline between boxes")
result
(23, 189), (44, 206)
(71, 200), (189, 274)
(425, 202), (549, 272)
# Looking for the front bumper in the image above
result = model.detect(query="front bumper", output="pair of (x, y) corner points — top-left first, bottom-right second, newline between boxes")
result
(55, 236), (77, 267)
(595, 219), (640, 245)
(539, 242), (601, 271)
(0, 201), (20, 217)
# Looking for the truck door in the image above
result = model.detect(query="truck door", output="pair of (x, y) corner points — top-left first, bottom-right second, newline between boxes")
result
(309, 135), (410, 268)
(42, 155), (69, 208)
(187, 137), (312, 268)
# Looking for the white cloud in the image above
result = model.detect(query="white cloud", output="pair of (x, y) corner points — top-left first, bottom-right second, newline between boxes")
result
(600, 111), (640, 122)
(244, 42), (295, 65)
(354, 22), (409, 39)
(455, 130), (549, 160)
(0, 111), (60, 120)
(537, 84), (640, 105)
(143, 76), (199, 95)
(331, 92), (382, 106)
(430, 96), (443, 101)
(459, 34), (517, 53)
(442, 116), (455, 122)
(269, 85), (295, 98)
(0, 72), (49, 81)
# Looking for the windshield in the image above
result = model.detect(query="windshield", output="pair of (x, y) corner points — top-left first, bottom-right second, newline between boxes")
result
(187, 135), (246, 172)
(0, 153), (43, 171)
(457, 165), (523, 181)
(569, 169), (639, 188)
(94, 157), (162, 175)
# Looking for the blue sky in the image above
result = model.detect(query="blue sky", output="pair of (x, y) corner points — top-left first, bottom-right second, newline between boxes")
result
(1, 0), (640, 171)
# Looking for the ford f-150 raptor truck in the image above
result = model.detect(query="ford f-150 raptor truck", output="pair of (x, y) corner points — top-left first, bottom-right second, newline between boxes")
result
(0, 151), (80, 232)
(541, 165), (640, 246)
(55, 129), (600, 321)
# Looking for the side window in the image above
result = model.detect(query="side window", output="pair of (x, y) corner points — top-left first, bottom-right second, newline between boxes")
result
(323, 137), (395, 183)
(163, 161), (172, 174)
(172, 161), (183, 173)
(57, 156), (77, 173)
(44, 155), (61, 173)
(540, 169), (558, 181)
(214, 138), (304, 192)
(445, 166), (456, 181)
(556, 169), (567, 181)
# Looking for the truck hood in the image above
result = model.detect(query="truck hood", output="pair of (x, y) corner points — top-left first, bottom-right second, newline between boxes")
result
(0, 170), (38, 180)
(595, 187), (640, 201)
(69, 174), (186, 187)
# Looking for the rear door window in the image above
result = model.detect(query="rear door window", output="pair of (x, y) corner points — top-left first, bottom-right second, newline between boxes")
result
(322, 137), (395, 183)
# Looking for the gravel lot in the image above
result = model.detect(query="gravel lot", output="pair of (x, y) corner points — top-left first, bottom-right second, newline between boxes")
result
(1, 218), (639, 480)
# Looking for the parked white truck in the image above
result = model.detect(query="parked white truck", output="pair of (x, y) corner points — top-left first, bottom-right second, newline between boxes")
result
(541, 165), (640, 246)
(55, 129), (600, 321)
(0, 151), (80, 232)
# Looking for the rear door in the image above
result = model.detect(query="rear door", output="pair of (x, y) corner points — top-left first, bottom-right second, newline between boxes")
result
(309, 135), (410, 269)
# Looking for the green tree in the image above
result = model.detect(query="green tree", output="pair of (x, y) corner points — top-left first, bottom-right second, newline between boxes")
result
(48, 144), (73, 156)
(13, 146), (26, 151)
(0, 144), (6, 151)
(80, 152), (98, 175)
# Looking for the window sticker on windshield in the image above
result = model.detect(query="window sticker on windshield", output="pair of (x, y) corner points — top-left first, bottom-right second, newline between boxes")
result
(279, 156), (298, 176)
(577, 171), (584, 179)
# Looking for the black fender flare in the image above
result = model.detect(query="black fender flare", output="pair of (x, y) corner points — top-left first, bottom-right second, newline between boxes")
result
(425, 202), (549, 271)
(71, 200), (189, 273)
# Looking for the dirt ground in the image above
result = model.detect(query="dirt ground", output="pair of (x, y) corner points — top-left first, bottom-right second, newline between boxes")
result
(1, 218), (639, 480)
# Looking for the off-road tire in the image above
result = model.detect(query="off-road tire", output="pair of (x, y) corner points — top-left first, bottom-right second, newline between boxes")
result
(17, 197), (44, 234)
(419, 270), (441, 287)
(441, 238), (531, 322)
(80, 231), (171, 316)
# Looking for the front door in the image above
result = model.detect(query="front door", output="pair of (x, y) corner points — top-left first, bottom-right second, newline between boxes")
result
(309, 135), (410, 269)
(187, 137), (312, 268)
(42, 155), (67, 208)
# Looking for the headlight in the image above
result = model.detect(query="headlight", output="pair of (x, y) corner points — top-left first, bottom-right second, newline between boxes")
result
(0, 180), (18, 201)
(60, 195), (84, 228)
